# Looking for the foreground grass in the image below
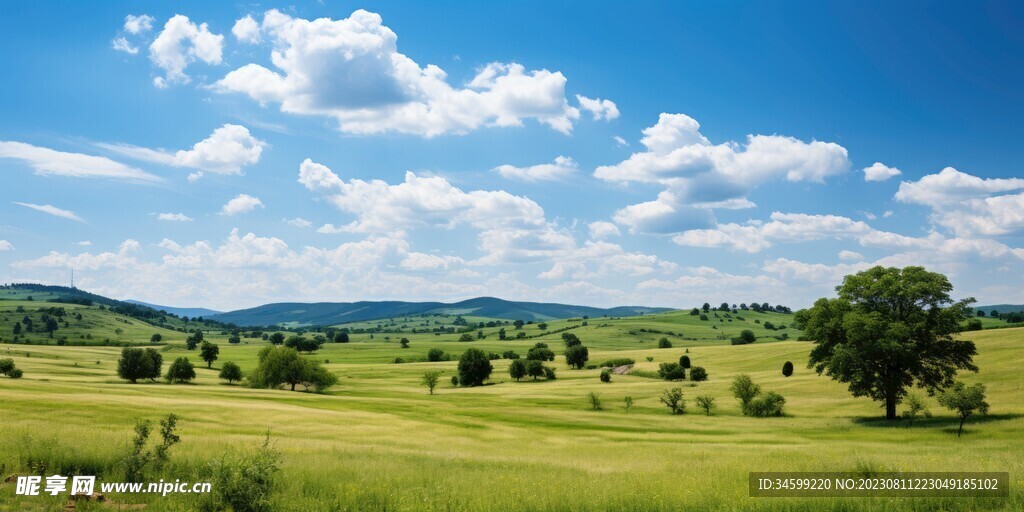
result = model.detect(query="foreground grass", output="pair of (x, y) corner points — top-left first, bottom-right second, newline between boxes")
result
(0, 326), (1021, 511)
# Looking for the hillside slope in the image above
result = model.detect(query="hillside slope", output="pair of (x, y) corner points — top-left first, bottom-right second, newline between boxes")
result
(124, 300), (222, 319)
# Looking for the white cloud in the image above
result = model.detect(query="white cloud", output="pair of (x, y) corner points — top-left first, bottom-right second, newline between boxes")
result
(213, 9), (602, 137)
(298, 158), (546, 234)
(0, 240), (12, 251)
(76, 241), (92, 246)
(149, 15), (224, 87)
(231, 15), (261, 44)
(883, 210), (894, 218)
(863, 162), (902, 182)
(838, 250), (863, 261)
(596, 113), (850, 234)
(285, 217), (312, 227)
(220, 194), (264, 216)
(400, 252), (463, 270)
(124, 14), (155, 35)
(576, 94), (619, 120)
(13, 202), (84, 222)
(588, 221), (620, 240)
(99, 124), (265, 177)
(112, 37), (139, 55)
(613, 135), (629, 147)
(187, 171), (203, 183)
(157, 212), (193, 222)
(493, 156), (578, 182)
(0, 141), (160, 182)
(896, 167), (1024, 237)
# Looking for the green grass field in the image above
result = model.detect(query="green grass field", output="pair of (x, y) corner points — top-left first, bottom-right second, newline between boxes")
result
(0, 304), (1021, 511)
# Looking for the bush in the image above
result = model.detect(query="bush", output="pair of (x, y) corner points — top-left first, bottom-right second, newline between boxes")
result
(689, 366), (708, 381)
(8, 368), (23, 379)
(598, 358), (635, 368)
(565, 344), (589, 369)
(150, 333), (162, 343)
(658, 362), (686, 381)
(678, 355), (690, 368)
(458, 333), (475, 342)
(427, 348), (450, 362)
(695, 395), (715, 416)
(699, 314), (708, 321)
(203, 435), (281, 512)
(657, 337), (672, 348)
(219, 361), (243, 384)
(544, 367), (557, 380)
(457, 348), (493, 386)
(450, 375), (459, 387)
(731, 374), (761, 413)
(165, 357), (196, 384)
(588, 392), (602, 410)
(660, 387), (685, 414)
(599, 369), (612, 383)
(782, 361), (794, 377)
(746, 391), (786, 417)
(965, 319), (983, 331)
(731, 329), (756, 345)
(0, 358), (15, 376)
(508, 359), (527, 381)
(502, 350), (520, 359)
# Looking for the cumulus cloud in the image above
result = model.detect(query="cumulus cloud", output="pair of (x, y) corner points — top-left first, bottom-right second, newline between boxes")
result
(0, 141), (160, 183)
(124, 14), (155, 35)
(838, 250), (863, 261)
(112, 37), (139, 55)
(231, 15), (261, 44)
(595, 113), (851, 234)
(220, 194), (264, 216)
(157, 212), (193, 221)
(493, 156), (578, 182)
(896, 167), (1024, 237)
(284, 217), (312, 227)
(0, 240), (12, 251)
(588, 221), (620, 240)
(76, 241), (93, 246)
(149, 15), (224, 87)
(863, 162), (901, 181)
(576, 95), (619, 120)
(213, 9), (609, 136)
(13, 202), (84, 222)
(98, 124), (265, 178)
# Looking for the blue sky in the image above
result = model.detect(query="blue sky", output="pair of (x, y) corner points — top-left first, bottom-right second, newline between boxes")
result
(1, 1), (1022, 311)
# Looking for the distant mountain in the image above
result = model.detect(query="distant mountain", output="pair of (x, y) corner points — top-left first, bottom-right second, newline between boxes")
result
(124, 300), (222, 319)
(975, 304), (1024, 315)
(208, 297), (670, 327)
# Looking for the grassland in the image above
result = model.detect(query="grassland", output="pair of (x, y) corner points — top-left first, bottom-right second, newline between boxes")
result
(0, 303), (1021, 511)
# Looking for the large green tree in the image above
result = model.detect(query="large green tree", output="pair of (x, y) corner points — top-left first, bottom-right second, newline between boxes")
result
(795, 266), (978, 420)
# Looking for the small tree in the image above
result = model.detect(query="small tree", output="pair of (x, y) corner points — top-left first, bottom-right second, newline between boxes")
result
(219, 361), (243, 384)
(937, 381), (989, 438)
(450, 375), (459, 387)
(458, 333), (475, 342)
(658, 337), (672, 348)
(335, 332), (350, 343)
(118, 347), (162, 384)
(165, 357), (196, 384)
(150, 333), (162, 343)
(658, 362), (686, 381)
(537, 322), (548, 330)
(695, 395), (715, 416)
(733, 330), (756, 345)
(526, 343), (555, 361)
(268, 332), (285, 345)
(599, 369), (612, 383)
(200, 341), (220, 368)
(565, 344), (589, 369)
(400, 338), (410, 348)
(660, 387), (685, 415)
(562, 333), (581, 347)
(747, 392), (786, 417)
(526, 359), (545, 380)
(457, 348), (493, 387)
(186, 330), (204, 350)
(901, 392), (930, 428)
(588, 392), (602, 411)
(544, 366), (557, 380)
(624, 396), (633, 413)
(679, 355), (690, 368)
(509, 359), (527, 381)
(422, 370), (442, 395)
(689, 366), (708, 382)
(427, 348), (449, 362)
(782, 361), (794, 377)
(731, 374), (761, 414)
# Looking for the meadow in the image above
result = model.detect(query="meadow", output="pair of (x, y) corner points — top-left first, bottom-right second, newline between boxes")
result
(0, 302), (1021, 511)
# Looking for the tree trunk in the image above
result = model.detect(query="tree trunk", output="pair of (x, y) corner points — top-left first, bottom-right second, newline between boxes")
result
(885, 391), (897, 420)
(290, 382), (296, 391)
(958, 417), (965, 438)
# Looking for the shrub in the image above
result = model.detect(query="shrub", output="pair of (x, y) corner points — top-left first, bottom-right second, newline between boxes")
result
(657, 337), (672, 349)
(689, 366), (708, 381)
(695, 395), (715, 416)
(203, 435), (281, 512)
(219, 361), (243, 384)
(457, 348), (493, 387)
(400, 338), (410, 348)
(699, 314), (708, 321)
(150, 333), (162, 343)
(731, 329), (756, 345)
(678, 355), (690, 368)
(965, 319), (983, 331)
(598, 358), (635, 368)
(746, 391), (786, 417)
(458, 333), (475, 342)
(658, 362), (686, 381)
(8, 368), (23, 379)
(646, 356), (654, 362)
(731, 374), (761, 413)
(427, 348), (449, 362)
(508, 359), (527, 381)
(588, 392), (602, 411)
(782, 361), (794, 377)
(565, 344), (589, 369)
(901, 393), (930, 428)
(487, 352), (502, 360)
(599, 369), (612, 383)
(450, 375), (459, 387)
(660, 387), (685, 415)
(624, 396), (633, 413)
(502, 350), (520, 359)
(544, 367), (557, 380)
(0, 358), (15, 376)
(165, 357), (196, 384)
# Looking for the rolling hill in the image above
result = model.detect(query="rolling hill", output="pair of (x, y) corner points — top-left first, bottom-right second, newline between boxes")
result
(208, 297), (671, 327)
(975, 304), (1024, 315)
(124, 300), (222, 319)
